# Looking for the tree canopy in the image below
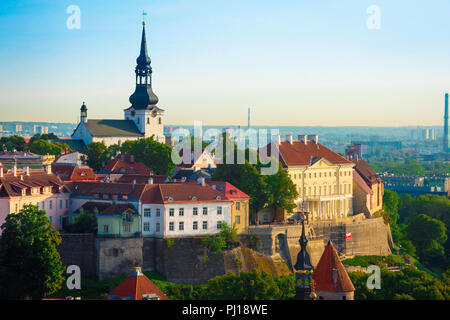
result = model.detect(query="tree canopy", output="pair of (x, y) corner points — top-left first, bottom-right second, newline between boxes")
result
(0, 205), (65, 299)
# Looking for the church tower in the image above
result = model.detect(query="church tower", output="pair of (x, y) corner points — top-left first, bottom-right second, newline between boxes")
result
(124, 19), (165, 143)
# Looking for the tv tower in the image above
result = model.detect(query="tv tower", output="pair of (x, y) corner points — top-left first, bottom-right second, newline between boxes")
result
(248, 107), (251, 129)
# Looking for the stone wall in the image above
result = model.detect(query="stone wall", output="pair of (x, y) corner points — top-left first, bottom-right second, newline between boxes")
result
(96, 237), (143, 280)
(58, 233), (97, 278)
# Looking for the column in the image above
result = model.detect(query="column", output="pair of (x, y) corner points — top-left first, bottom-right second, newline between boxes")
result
(318, 201), (321, 219)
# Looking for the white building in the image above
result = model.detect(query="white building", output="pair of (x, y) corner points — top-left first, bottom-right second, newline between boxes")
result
(140, 183), (232, 238)
(71, 22), (165, 148)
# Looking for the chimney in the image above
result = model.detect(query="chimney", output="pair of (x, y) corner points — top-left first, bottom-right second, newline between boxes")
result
(134, 267), (143, 276)
(298, 135), (307, 143)
(12, 165), (17, 176)
(271, 134), (281, 145)
(133, 179), (137, 185)
(24, 166), (30, 176)
(286, 135), (293, 144)
(148, 177), (153, 184)
(0, 167), (3, 178)
(307, 134), (318, 144)
(199, 177), (206, 186)
(45, 165), (52, 174)
(130, 155), (135, 163)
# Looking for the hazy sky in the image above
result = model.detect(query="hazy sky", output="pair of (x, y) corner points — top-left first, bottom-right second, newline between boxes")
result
(0, 0), (449, 126)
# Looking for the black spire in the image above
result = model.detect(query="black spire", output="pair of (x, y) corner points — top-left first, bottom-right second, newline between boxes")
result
(128, 21), (159, 109)
(294, 213), (315, 300)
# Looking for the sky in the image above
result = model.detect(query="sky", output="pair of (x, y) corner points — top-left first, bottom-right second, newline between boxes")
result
(0, 0), (449, 126)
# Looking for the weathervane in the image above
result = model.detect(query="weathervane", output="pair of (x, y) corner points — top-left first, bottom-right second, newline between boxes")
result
(142, 10), (148, 25)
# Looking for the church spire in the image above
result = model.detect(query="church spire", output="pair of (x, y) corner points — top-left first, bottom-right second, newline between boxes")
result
(294, 213), (315, 300)
(128, 17), (159, 109)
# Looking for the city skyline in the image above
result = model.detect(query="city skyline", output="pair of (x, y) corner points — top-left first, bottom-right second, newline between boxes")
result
(1, 0), (450, 126)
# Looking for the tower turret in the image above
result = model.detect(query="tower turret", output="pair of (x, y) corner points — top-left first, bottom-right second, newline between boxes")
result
(80, 102), (87, 123)
(294, 213), (316, 300)
(128, 21), (159, 109)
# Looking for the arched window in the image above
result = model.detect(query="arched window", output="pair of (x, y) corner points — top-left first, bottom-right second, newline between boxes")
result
(158, 117), (162, 125)
(147, 117), (150, 124)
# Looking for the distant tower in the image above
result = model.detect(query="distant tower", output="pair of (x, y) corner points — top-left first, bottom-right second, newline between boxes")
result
(444, 93), (448, 153)
(294, 213), (316, 300)
(80, 102), (88, 124)
(248, 107), (250, 129)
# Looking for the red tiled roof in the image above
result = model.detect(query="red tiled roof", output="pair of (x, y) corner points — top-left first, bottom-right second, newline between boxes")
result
(352, 159), (383, 185)
(106, 272), (169, 300)
(206, 180), (250, 199)
(104, 154), (153, 175)
(0, 170), (68, 198)
(99, 203), (138, 216)
(116, 174), (168, 184)
(260, 141), (352, 167)
(70, 181), (147, 200)
(52, 164), (97, 181)
(141, 183), (232, 204)
(353, 171), (373, 195)
(312, 242), (355, 293)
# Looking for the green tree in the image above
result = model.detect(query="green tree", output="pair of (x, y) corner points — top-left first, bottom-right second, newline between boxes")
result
(29, 139), (69, 156)
(64, 211), (97, 233)
(0, 205), (65, 299)
(264, 162), (298, 214)
(121, 137), (175, 176)
(203, 270), (282, 300)
(82, 142), (111, 171)
(406, 214), (447, 263)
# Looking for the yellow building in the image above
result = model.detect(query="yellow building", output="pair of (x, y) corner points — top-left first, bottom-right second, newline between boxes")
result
(208, 181), (250, 234)
(260, 135), (355, 222)
(351, 159), (384, 217)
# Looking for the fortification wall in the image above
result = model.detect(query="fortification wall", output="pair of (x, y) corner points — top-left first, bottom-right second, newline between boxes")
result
(58, 233), (97, 278)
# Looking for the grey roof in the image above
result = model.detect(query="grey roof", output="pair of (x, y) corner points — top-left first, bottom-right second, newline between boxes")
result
(53, 139), (87, 153)
(84, 120), (143, 138)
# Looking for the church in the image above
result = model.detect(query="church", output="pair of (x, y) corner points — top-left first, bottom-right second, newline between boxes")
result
(71, 21), (165, 148)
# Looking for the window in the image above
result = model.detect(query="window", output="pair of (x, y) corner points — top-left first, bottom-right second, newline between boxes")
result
(41, 201), (45, 210)
(137, 117), (140, 124)
(147, 117), (150, 124)
(59, 216), (63, 225)
(65, 199), (69, 209)
(144, 208), (151, 217)
(158, 117), (161, 125)
(202, 221), (208, 230)
(169, 222), (174, 231)
(49, 200), (53, 210)
(203, 207), (208, 215)
(179, 208), (184, 216)
(169, 208), (174, 217)
(193, 221), (198, 230)
(179, 221), (184, 231)
(60, 200), (63, 209)
(144, 222), (150, 231)
(156, 223), (160, 232)
(193, 207), (198, 215)
(236, 216), (241, 224)
(217, 221), (222, 229)
(124, 224), (131, 233)
(103, 225), (109, 233)
(49, 216), (53, 225)
(217, 206), (222, 215)
(156, 208), (161, 217)
(236, 202), (240, 210)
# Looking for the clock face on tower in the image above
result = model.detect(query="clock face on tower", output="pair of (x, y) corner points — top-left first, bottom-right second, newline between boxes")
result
(151, 109), (157, 118)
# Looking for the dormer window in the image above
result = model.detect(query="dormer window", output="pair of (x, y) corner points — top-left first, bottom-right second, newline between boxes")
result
(190, 196), (197, 201)
(165, 196), (173, 201)
(214, 195), (221, 200)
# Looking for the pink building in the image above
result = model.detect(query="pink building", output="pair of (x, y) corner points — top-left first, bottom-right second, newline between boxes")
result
(0, 166), (70, 233)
